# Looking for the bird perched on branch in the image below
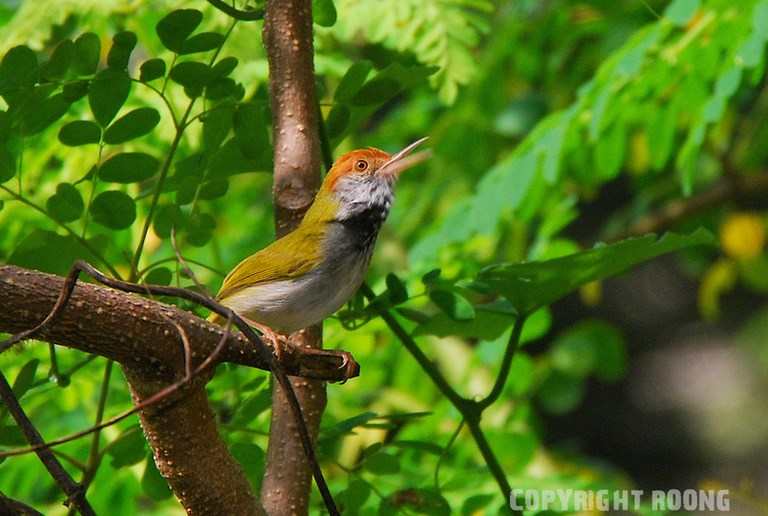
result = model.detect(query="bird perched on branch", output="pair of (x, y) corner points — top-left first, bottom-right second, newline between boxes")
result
(209, 137), (430, 359)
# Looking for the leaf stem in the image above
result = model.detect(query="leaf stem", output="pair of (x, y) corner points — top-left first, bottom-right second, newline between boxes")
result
(477, 315), (526, 410)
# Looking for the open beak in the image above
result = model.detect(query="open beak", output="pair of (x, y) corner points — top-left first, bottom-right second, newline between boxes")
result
(379, 137), (432, 179)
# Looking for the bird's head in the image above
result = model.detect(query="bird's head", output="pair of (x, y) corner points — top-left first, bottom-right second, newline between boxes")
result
(321, 137), (431, 222)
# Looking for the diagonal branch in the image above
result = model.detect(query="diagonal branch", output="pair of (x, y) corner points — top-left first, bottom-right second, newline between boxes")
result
(0, 371), (95, 515)
(0, 265), (355, 380)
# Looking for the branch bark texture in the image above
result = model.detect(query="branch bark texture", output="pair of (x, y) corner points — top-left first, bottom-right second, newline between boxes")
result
(0, 265), (355, 514)
(261, 0), (326, 513)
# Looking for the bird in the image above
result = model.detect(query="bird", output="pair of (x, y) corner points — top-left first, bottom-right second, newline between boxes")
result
(208, 137), (430, 360)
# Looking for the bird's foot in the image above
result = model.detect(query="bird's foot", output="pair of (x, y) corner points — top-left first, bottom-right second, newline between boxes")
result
(336, 351), (357, 384)
(242, 319), (291, 365)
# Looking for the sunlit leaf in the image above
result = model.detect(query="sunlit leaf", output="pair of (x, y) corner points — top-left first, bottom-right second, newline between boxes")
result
(313, 0), (337, 27)
(475, 230), (715, 314)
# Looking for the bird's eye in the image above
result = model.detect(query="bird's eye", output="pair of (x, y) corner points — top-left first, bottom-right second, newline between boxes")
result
(354, 159), (369, 172)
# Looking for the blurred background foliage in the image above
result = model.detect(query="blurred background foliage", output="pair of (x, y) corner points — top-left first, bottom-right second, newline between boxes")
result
(1, 0), (767, 514)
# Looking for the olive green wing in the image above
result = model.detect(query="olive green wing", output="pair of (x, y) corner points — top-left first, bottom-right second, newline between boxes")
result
(215, 226), (326, 302)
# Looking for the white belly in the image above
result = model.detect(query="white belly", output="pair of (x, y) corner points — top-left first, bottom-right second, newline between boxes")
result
(220, 247), (370, 333)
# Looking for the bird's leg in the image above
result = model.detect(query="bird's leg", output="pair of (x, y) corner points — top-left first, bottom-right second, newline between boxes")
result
(241, 318), (290, 363)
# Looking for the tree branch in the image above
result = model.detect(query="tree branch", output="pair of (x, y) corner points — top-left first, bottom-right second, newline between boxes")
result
(611, 172), (768, 240)
(207, 0), (265, 21)
(0, 265), (355, 381)
(260, 0), (330, 514)
(0, 371), (95, 515)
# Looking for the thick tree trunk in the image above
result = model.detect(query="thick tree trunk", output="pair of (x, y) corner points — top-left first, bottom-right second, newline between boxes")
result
(260, 0), (326, 514)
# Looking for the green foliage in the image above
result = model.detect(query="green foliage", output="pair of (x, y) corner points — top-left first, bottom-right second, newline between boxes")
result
(334, 0), (493, 103)
(1, 0), (765, 514)
(476, 229), (714, 314)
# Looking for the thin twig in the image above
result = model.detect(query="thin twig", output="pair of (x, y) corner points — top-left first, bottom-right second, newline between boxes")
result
(171, 226), (210, 296)
(207, 0), (265, 20)
(433, 419), (464, 489)
(477, 316), (526, 410)
(0, 371), (95, 515)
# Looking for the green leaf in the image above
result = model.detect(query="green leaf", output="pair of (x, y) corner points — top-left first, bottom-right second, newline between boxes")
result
(335, 61), (372, 101)
(141, 454), (171, 500)
(385, 273), (408, 304)
(7, 230), (107, 276)
(145, 267), (173, 285)
(199, 179), (229, 200)
(180, 32), (225, 54)
(157, 9), (203, 54)
(229, 442), (265, 493)
(351, 77), (400, 106)
(0, 143), (16, 183)
(325, 104), (350, 139)
(209, 137), (270, 176)
(313, 0), (337, 27)
(107, 427), (146, 468)
(233, 103), (267, 159)
(100, 152), (159, 183)
(153, 205), (185, 238)
(429, 289), (475, 321)
(415, 300), (515, 339)
(47, 183), (84, 222)
(169, 61), (212, 89)
(59, 120), (101, 146)
(140, 58), (166, 82)
(232, 389), (272, 425)
(11, 359), (39, 399)
(186, 212), (216, 246)
(319, 412), (378, 443)
(73, 32), (100, 75)
(0, 45), (38, 91)
(90, 190), (136, 229)
(211, 57), (238, 78)
(338, 479), (371, 514)
(89, 69), (131, 126)
(364, 451), (400, 475)
(21, 93), (71, 135)
(202, 105), (233, 151)
(664, 0), (700, 26)
(41, 39), (74, 80)
(107, 31), (137, 70)
(62, 80), (89, 102)
(537, 371), (585, 414)
(475, 230), (715, 315)
(103, 108), (161, 144)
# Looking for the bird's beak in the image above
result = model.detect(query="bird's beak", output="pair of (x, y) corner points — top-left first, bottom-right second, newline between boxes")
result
(379, 137), (432, 179)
